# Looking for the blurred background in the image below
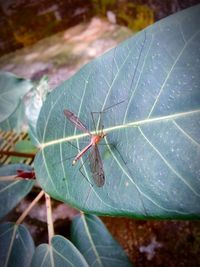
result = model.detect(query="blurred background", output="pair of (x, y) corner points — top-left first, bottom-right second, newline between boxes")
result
(0, 0), (199, 89)
(0, 0), (199, 56)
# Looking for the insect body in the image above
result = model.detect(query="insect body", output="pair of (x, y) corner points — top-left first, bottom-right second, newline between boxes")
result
(64, 109), (106, 186)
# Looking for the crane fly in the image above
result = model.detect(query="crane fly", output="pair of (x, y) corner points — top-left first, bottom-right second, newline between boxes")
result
(63, 109), (106, 187)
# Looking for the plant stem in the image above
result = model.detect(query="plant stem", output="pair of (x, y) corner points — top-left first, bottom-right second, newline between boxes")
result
(45, 193), (54, 244)
(0, 150), (36, 158)
(16, 190), (45, 225)
(0, 175), (17, 181)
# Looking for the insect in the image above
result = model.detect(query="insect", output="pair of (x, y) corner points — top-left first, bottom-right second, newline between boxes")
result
(64, 103), (148, 215)
(63, 109), (106, 187)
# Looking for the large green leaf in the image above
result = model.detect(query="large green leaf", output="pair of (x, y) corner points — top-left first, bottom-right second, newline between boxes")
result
(71, 214), (132, 267)
(0, 164), (34, 219)
(0, 222), (35, 267)
(31, 235), (89, 267)
(0, 72), (33, 123)
(35, 5), (200, 218)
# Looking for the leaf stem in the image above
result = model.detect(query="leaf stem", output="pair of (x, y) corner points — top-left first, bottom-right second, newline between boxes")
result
(0, 150), (36, 158)
(45, 193), (54, 243)
(16, 190), (45, 225)
(0, 175), (18, 181)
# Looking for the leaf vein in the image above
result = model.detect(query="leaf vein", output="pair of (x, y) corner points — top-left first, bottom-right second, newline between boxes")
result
(172, 120), (200, 148)
(105, 137), (188, 213)
(138, 126), (200, 197)
(81, 214), (104, 267)
(147, 29), (200, 118)
(124, 30), (152, 123)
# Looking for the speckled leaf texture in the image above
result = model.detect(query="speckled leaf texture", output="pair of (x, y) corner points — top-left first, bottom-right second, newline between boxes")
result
(35, 5), (200, 219)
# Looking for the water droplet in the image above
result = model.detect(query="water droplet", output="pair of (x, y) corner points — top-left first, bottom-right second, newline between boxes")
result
(125, 181), (129, 187)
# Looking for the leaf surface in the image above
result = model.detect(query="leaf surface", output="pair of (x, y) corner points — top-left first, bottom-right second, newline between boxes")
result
(0, 100), (25, 131)
(0, 72), (33, 123)
(0, 164), (34, 219)
(0, 222), (35, 267)
(31, 235), (89, 267)
(35, 5), (200, 218)
(71, 214), (132, 267)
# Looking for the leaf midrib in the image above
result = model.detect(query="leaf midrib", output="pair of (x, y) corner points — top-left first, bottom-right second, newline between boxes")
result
(39, 109), (200, 148)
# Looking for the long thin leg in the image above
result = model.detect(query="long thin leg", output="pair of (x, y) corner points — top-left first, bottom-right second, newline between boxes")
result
(53, 141), (81, 166)
(78, 154), (94, 186)
(90, 111), (97, 133)
(91, 110), (105, 134)
(101, 99), (126, 113)
(107, 143), (127, 165)
(91, 99), (126, 116)
(104, 137), (148, 216)
(90, 99), (127, 133)
(67, 141), (80, 150)
(92, 140), (127, 165)
(53, 154), (77, 166)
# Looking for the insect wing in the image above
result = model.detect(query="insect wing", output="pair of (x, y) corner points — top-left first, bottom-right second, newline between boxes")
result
(89, 145), (105, 187)
(64, 109), (91, 135)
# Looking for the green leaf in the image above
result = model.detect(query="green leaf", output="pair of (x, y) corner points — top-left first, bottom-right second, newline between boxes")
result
(35, 5), (200, 218)
(0, 72), (33, 123)
(28, 124), (40, 147)
(31, 235), (89, 267)
(26, 77), (50, 148)
(0, 164), (34, 219)
(25, 76), (50, 135)
(0, 100), (25, 132)
(11, 140), (37, 163)
(0, 222), (35, 267)
(71, 214), (132, 267)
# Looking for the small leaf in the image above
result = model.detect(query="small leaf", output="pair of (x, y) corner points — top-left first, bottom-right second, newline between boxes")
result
(0, 100), (25, 132)
(0, 72), (33, 123)
(0, 222), (35, 267)
(25, 76), (50, 134)
(0, 164), (34, 219)
(35, 5), (200, 218)
(31, 235), (89, 267)
(71, 214), (132, 267)
(28, 124), (40, 147)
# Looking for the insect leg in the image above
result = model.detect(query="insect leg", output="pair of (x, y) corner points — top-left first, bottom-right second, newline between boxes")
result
(78, 154), (94, 187)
